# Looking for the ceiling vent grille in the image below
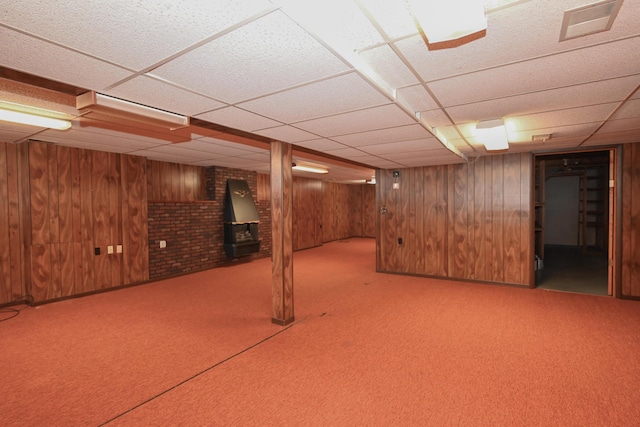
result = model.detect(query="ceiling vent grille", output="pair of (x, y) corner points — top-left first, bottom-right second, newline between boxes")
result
(559, 0), (623, 41)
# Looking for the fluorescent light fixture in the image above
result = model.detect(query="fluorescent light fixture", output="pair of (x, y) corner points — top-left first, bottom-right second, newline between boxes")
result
(474, 119), (509, 151)
(0, 101), (71, 130)
(367, 177), (376, 184)
(76, 91), (189, 130)
(407, 0), (487, 43)
(292, 162), (329, 174)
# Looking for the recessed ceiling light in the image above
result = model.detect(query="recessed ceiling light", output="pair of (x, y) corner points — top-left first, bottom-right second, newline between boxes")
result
(559, 0), (623, 41)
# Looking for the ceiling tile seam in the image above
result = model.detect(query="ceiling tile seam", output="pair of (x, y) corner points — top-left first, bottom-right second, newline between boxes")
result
(432, 73), (640, 110)
(101, 5), (280, 92)
(382, 37), (477, 154)
(578, 81), (640, 146)
(230, 69), (358, 107)
(422, 34), (640, 85)
(0, 23), (133, 88)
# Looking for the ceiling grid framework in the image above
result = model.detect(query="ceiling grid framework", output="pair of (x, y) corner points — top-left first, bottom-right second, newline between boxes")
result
(0, 0), (638, 182)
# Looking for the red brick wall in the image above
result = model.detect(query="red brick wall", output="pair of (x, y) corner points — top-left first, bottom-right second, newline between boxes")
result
(148, 166), (271, 280)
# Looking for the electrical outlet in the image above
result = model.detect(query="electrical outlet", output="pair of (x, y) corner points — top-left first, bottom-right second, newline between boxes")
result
(94, 247), (100, 255)
(159, 240), (167, 249)
(117, 245), (123, 254)
(398, 237), (403, 244)
(107, 245), (114, 254)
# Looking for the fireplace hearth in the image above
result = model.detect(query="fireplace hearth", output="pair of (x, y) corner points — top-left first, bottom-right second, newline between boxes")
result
(223, 179), (261, 257)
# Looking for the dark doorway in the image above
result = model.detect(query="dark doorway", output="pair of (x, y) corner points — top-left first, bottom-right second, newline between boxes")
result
(534, 150), (610, 295)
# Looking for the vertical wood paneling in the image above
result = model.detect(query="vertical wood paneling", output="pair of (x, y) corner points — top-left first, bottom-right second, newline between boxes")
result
(376, 153), (533, 286)
(92, 150), (111, 289)
(292, 177), (322, 251)
(257, 173), (270, 202)
(79, 149), (94, 293)
(146, 160), (206, 201)
(503, 154), (521, 284)
(0, 144), (11, 303)
(47, 144), (59, 245)
(6, 143), (23, 301)
(30, 244), (50, 301)
(29, 142), (50, 246)
(621, 143), (640, 297)
(362, 184), (376, 237)
(109, 153), (122, 287)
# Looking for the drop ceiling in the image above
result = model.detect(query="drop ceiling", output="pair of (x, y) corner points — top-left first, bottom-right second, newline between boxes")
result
(0, 0), (638, 182)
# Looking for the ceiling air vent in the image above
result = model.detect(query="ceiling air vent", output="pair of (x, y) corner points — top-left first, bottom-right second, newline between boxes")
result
(559, 0), (624, 41)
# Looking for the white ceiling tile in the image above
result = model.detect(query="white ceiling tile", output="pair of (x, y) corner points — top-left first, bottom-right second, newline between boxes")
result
(195, 107), (281, 132)
(333, 123), (432, 147)
(295, 104), (415, 137)
(428, 37), (640, 108)
(152, 11), (350, 103)
(0, 27), (131, 91)
(252, 125), (318, 143)
(598, 117), (640, 133)
(360, 138), (443, 155)
(36, 127), (161, 151)
(293, 139), (349, 151)
(396, 84), (441, 113)
(359, 44), (419, 89)
(238, 73), (390, 123)
(610, 98), (640, 120)
(182, 139), (261, 156)
(323, 147), (369, 158)
(357, 0), (417, 39)
(106, 76), (226, 117)
(506, 103), (618, 135)
(0, 0), (276, 71)
(447, 75), (640, 123)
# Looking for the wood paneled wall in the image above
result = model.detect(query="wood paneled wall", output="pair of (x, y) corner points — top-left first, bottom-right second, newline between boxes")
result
(146, 159), (206, 201)
(24, 141), (148, 302)
(293, 177), (323, 250)
(322, 181), (351, 242)
(0, 142), (25, 304)
(376, 153), (533, 286)
(621, 142), (640, 297)
(349, 184), (376, 238)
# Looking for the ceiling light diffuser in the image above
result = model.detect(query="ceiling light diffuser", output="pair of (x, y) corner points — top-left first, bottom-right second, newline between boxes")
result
(0, 101), (71, 130)
(407, 0), (487, 43)
(292, 162), (329, 174)
(474, 119), (509, 151)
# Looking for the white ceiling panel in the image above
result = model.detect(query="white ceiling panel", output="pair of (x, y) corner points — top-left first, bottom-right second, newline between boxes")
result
(396, 84), (442, 113)
(106, 76), (226, 117)
(610, 98), (640, 120)
(323, 147), (370, 158)
(0, 0), (276, 71)
(252, 125), (318, 143)
(598, 117), (640, 133)
(184, 139), (263, 156)
(360, 138), (443, 155)
(293, 139), (350, 151)
(447, 75), (640, 123)
(0, 27), (131, 91)
(506, 103), (619, 136)
(195, 107), (281, 132)
(295, 104), (415, 137)
(151, 10), (350, 103)
(428, 37), (640, 108)
(36, 128), (162, 151)
(238, 72), (391, 123)
(359, 44), (420, 89)
(333, 124), (433, 147)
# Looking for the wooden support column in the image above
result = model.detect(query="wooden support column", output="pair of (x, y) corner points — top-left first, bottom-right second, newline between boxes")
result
(270, 141), (294, 325)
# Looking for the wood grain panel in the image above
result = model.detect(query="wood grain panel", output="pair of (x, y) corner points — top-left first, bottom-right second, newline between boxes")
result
(376, 153), (533, 286)
(29, 141), (50, 246)
(92, 150), (111, 289)
(146, 160), (206, 201)
(257, 173), (270, 202)
(292, 177), (322, 251)
(503, 154), (521, 284)
(6, 143), (23, 302)
(47, 144), (60, 245)
(621, 142), (640, 297)
(362, 184), (376, 237)
(0, 143), (10, 303)
(109, 153), (122, 288)
(30, 244), (50, 301)
(56, 146), (73, 244)
(123, 154), (149, 284)
(79, 149), (94, 293)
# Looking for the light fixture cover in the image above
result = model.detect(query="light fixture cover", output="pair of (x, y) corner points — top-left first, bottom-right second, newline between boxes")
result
(76, 92), (189, 130)
(408, 0), (487, 43)
(292, 162), (329, 174)
(474, 119), (509, 151)
(0, 101), (71, 130)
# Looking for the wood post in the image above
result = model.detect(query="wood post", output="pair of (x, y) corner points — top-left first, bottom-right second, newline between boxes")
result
(270, 141), (294, 325)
